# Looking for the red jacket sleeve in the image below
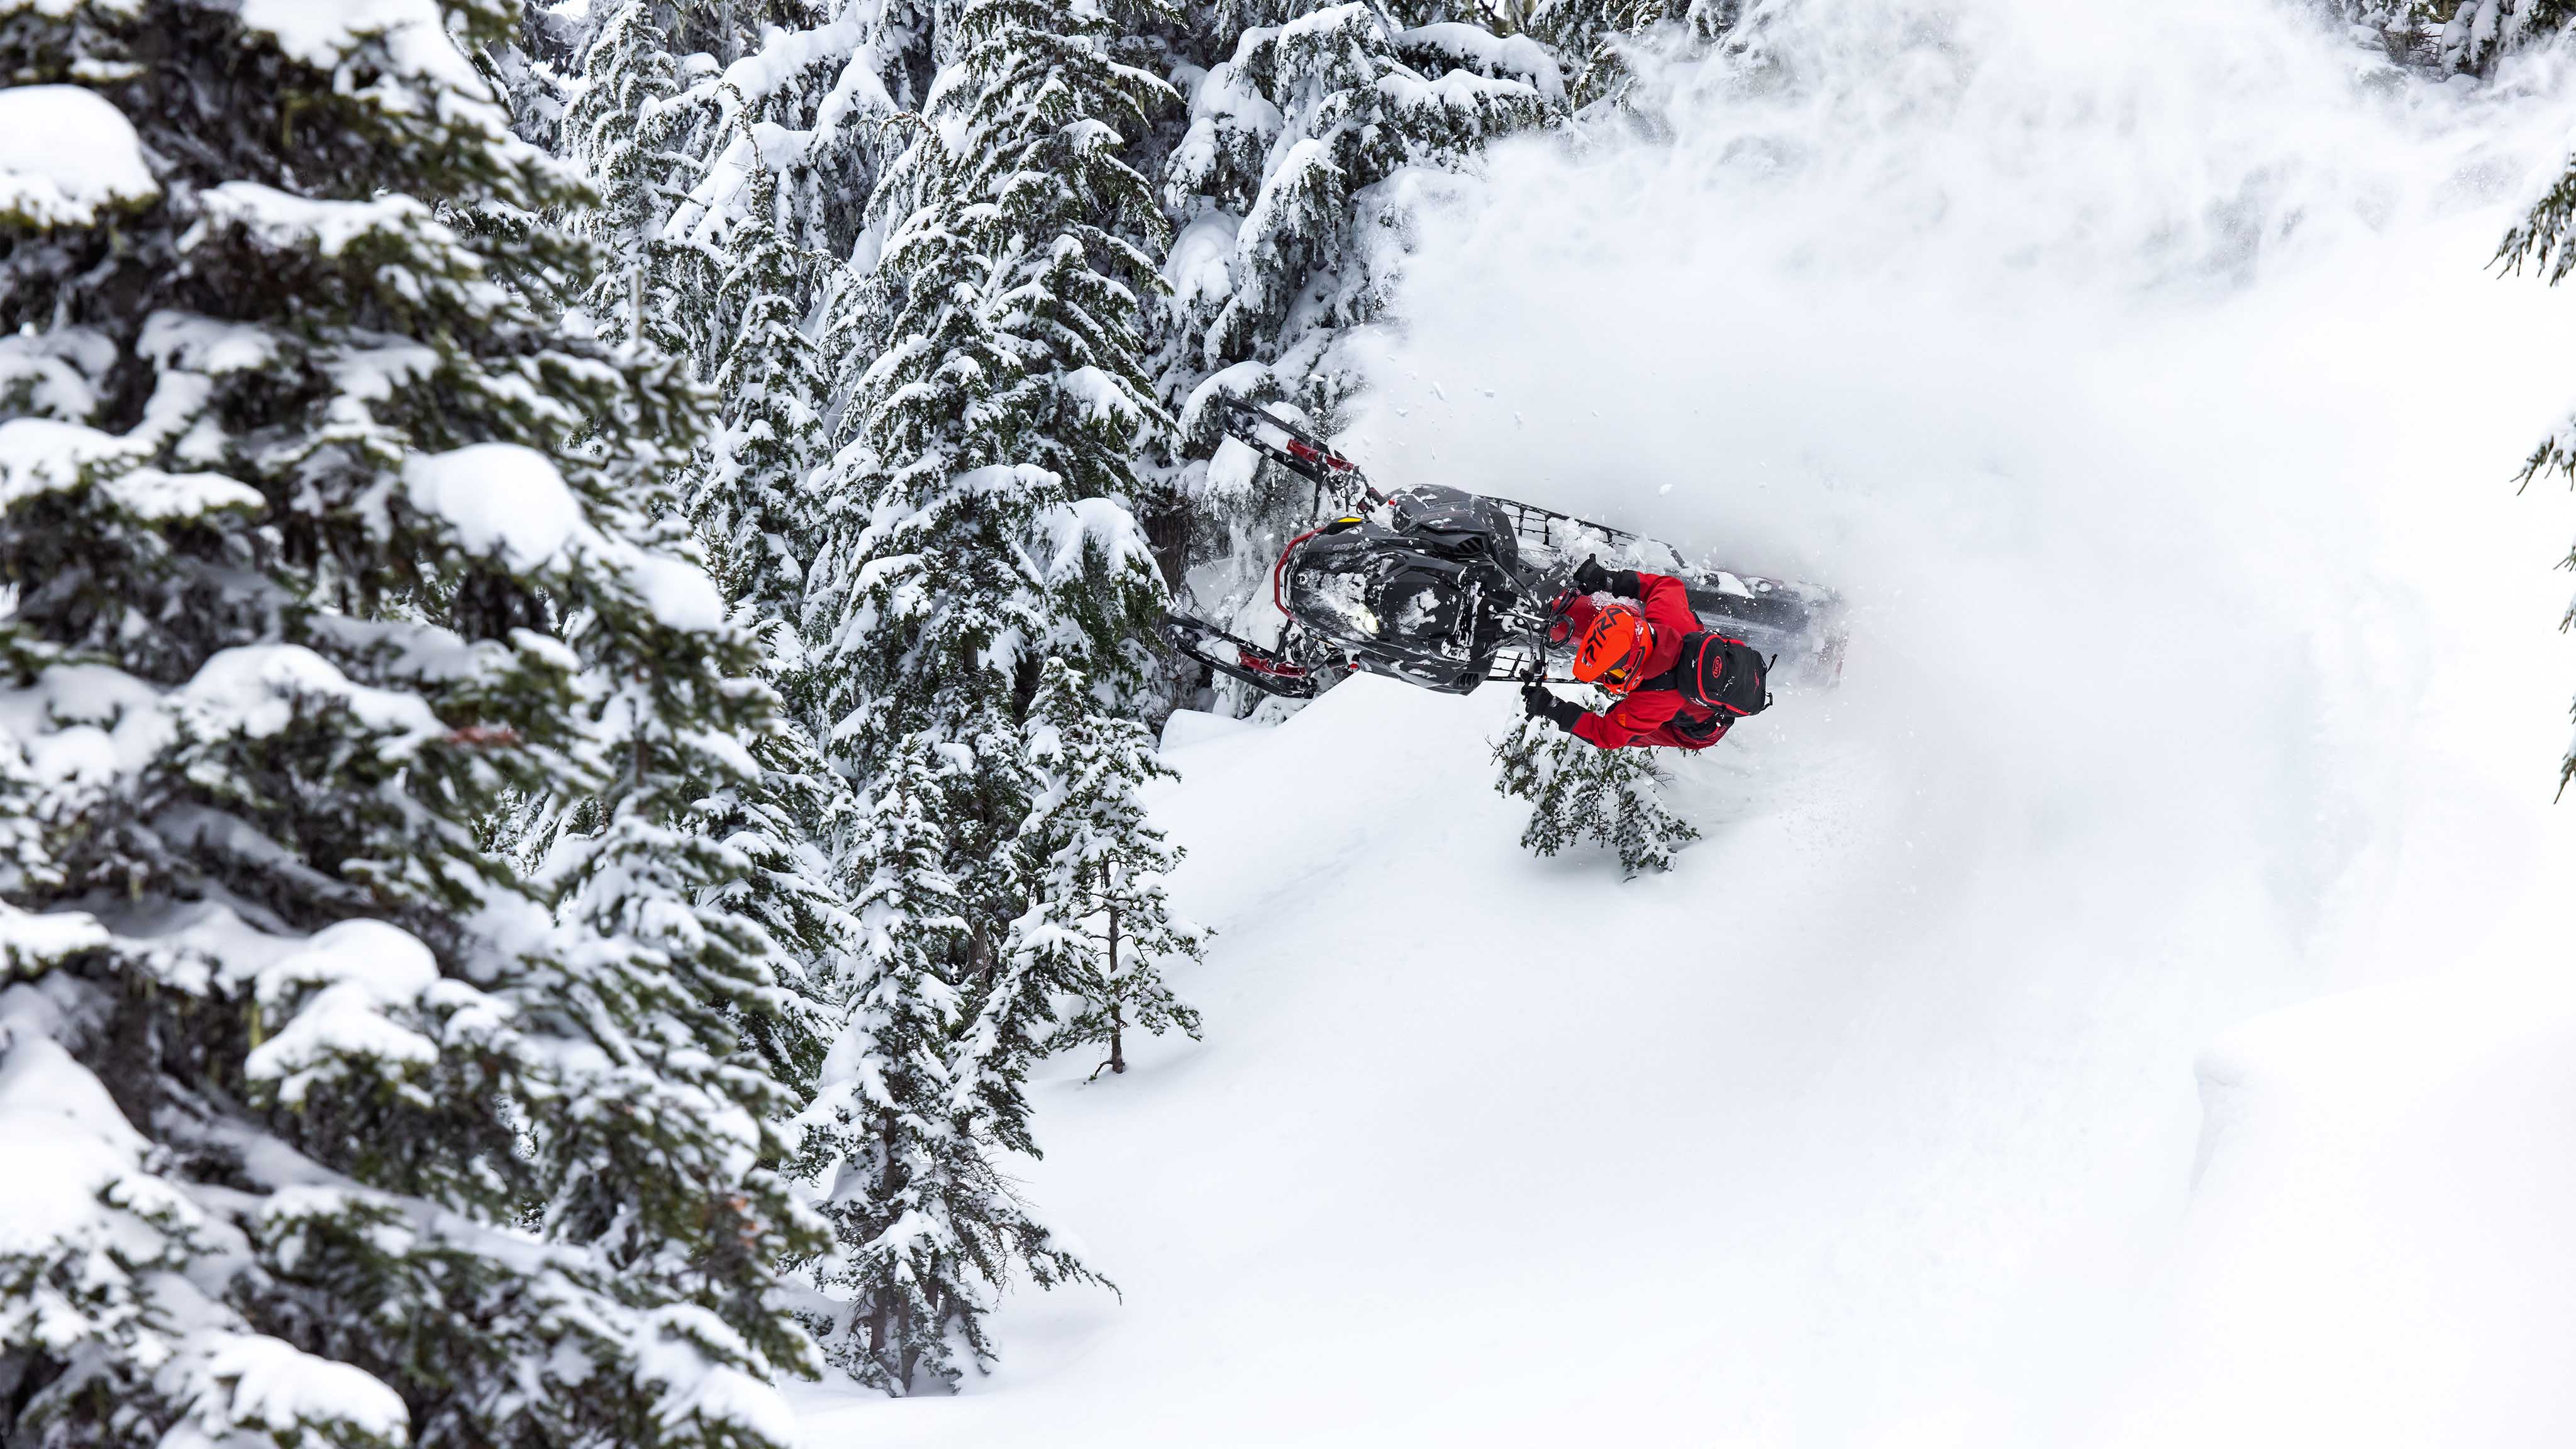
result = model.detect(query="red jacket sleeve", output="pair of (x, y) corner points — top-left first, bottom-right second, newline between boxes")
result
(1572, 687), (1684, 750)
(1635, 572), (1699, 641)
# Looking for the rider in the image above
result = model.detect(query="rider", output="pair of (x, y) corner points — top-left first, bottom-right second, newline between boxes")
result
(1519, 557), (1730, 751)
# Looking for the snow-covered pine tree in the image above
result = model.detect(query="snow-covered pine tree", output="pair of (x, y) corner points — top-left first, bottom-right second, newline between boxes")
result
(502, 0), (928, 261)
(1147, 3), (1563, 616)
(1008, 660), (1205, 1080)
(1493, 709), (1701, 877)
(563, 0), (711, 352)
(793, 0), (1170, 1374)
(660, 141), (857, 1091)
(0, 3), (822, 1443)
(1523, 0), (1745, 111)
(794, 736), (1097, 1393)
(691, 148), (833, 623)
(807, 0), (1175, 784)
(479, 0), (592, 152)
(2431, 0), (2575, 72)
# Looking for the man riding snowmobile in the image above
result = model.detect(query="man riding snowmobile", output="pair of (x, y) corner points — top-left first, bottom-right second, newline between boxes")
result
(1521, 557), (1757, 752)
(1162, 401), (1841, 713)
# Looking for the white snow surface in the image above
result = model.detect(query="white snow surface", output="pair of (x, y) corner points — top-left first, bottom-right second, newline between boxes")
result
(179, 645), (445, 753)
(1396, 24), (1564, 101)
(199, 1333), (411, 1444)
(798, 1), (2576, 1443)
(0, 1034), (160, 1254)
(199, 182), (436, 258)
(1162, 211), (1240, 311)
(0, 413), (265, 522)
(0, 86), (156, 226)
(2100, 969), (2576, 1448)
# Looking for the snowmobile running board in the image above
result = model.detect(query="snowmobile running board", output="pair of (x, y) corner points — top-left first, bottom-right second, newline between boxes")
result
(1160, 612), (1323, 699)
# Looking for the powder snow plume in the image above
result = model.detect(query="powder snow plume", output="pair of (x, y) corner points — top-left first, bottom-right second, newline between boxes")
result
(1334, 1), (2576, 1433)
(1353, 0), (2576, 993)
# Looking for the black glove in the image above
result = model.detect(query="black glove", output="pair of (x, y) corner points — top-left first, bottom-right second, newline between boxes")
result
(1521, 683), (1584, 732)
(1570, 555), (1613, 595)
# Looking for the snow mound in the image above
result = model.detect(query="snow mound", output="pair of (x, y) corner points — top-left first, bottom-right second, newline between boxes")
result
(0, 86), (157, 227)
(200, 1333), (411, 1444)
(0, 1034), (160, 1255)
(198, 182), (436, 258)
(2099, 972), (2576, 1449)
(180, 645), (446, 752)
(0, 418), (265, 521)
(240, 0), (484, 96)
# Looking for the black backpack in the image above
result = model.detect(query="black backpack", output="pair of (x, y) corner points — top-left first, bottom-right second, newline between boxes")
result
(1642, 631), (1771, 740)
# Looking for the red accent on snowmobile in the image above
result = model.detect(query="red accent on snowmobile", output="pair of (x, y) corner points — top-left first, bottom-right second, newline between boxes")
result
(1285, 438), (1357, 474)
(1272, 525), (1327, 616)
(1214, 397), (1385, 506)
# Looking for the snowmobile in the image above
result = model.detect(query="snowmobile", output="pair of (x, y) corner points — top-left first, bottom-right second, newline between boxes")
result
(1163, 399), (1848, 701)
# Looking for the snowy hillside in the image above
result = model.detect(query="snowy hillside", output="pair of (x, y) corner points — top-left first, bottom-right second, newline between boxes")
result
(797, 1), (2576, 1444)
(797, 658), (2574, 1447)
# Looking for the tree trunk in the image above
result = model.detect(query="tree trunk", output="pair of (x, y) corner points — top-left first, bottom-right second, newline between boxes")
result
(1107, 896), (1124, 1073)
(1141, 488), (1189, 591)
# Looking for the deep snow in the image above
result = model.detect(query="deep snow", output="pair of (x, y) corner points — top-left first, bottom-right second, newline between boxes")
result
(798, 1), (2576, 1443)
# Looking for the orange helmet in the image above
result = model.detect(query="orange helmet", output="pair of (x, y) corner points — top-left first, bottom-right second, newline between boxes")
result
(1572, 605), (1653, 695)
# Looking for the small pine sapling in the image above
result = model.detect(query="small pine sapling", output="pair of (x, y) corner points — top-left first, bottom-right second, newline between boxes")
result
(1012, 660), (1206, 1080)
(1494, 702), (1702, 878)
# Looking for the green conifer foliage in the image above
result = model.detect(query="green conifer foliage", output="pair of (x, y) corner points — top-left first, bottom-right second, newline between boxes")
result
(2434, 0), (2575, 72)
(1011, 660), (1205, 1080)
(793, 736), (1097, 1394)
(790, 0), (1179, 1380)
(809, 0), (1175, 762)
(564, 0), (706, 350)
(1492, 711), (1702, 878)
(0, 3), (821, 1443)
(1526, 0), (1745, 109)
(692, 153), (833, 626)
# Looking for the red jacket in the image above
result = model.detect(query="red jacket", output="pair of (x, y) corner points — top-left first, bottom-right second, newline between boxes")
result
(1558, 572), (1729, 751)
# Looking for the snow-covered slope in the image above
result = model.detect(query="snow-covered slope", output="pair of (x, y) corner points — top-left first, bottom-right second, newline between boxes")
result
(2102, 969), (2576, 1449)
(799, 1), (2576, 1442)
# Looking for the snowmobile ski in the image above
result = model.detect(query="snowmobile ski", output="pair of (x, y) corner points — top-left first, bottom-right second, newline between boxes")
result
(1213, 397), (1382, 504)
